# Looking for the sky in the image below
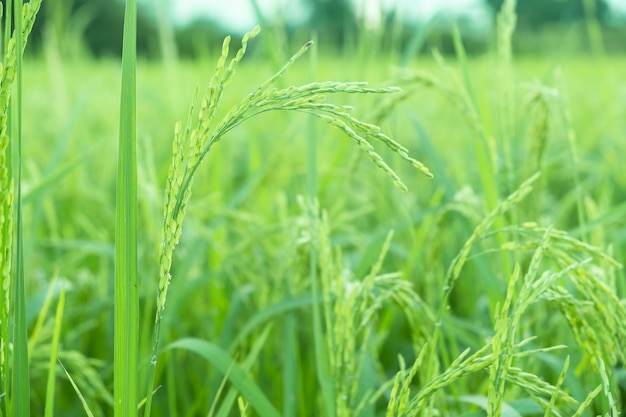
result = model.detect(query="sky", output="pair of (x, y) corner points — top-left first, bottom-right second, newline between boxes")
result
(170, 0), (626, 33)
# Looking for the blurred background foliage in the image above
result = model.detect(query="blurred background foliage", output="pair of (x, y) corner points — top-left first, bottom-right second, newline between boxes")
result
(7, 0), (626, 59)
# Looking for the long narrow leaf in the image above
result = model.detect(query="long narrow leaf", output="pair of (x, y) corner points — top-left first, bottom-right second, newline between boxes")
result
(45, 279), (66, 417)
(59, 360), (96, 417)
(115, 0), (139, 415)
(11, 0), (29, 414)
(305, 33), (336, 417)
(167, 338), (281, 417)
(214, 326), (272, 417)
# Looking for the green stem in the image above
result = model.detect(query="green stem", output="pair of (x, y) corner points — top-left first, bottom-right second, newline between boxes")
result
(306, 33), (336, 417)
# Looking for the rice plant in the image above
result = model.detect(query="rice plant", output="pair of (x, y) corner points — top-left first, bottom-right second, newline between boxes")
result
(1, 0), (625, 415)
(0, 0), (44, 415)
(145, 25), (433, 416)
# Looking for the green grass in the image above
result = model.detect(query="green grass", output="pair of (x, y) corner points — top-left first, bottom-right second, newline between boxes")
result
(115, 0), (139, 416)
(1, 2), (626, 416)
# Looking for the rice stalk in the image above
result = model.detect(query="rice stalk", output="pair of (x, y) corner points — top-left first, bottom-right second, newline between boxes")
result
(524, 84), (558, 176)
(385, 337), (579, 416)
(554, 70), (589, 244)
(10, 0), (27, 408)
(482, 221), (623, 413)
(570, 385), (603, 417)
(441, 173), (541, 316)
(298, 197), (337, 415)
(487, 227), (584, 416)
(397, 168), (620, 415)
(489, 226), (552, 416)
(391, 49), (515, 284)
(582, 0), (606, 57)
(544, 356), (570, 417)
(510, 224), (626, 379)
(406, 344), (494, 413)
(304, 31), (335, 417)
(0, 0), (42, 415)
(467, 216), (623, 413)
(505, 367), (578, 416)
(494, 223), (621, 269)
(384, 347), (427, 417)
(304, 201), (435, 417)
(148, 26), (431, 412)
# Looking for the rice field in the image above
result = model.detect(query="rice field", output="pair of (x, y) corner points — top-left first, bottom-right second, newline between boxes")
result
(2, 1), (626, 416)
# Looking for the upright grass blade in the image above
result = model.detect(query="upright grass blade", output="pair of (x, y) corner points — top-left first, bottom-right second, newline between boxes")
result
(115, 0), (139, 416)
(45, 279), (66, 417)
(0, 1), (9, 406)
(281, 313), (297, 417)
(582, 0), (605, 57)
(561, 95), (588, 243)
(305, 33), (336, 417)
(451, 18), (512, 277)
(166, 338), (281, 417)
(11, 0), (29, 415)
(58, 360), (96, 417)
(213, 326), (272, 417)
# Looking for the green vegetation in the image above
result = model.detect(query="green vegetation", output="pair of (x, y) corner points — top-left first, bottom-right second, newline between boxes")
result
(1, 0), (625, 416)
(24, 0), (626, 58)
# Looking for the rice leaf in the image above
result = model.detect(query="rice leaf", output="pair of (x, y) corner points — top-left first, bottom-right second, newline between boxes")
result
(167, 338), (281, 417)
(115, 0), (139, 415)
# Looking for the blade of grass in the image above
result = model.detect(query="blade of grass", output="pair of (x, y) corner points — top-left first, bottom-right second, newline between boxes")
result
(282, 308), (297, 417)
(167, 338), (281, 417)
(208, 361), (235, 417)
(582, 0), (605, 57)
(11, 0), (30, 414)
(115, 0), (139, 416)
(306, 32), (336, 417)
(3, 1), (10, 54)
(214, 326), (272, 417)
(165, 351), (177, 417)
(58, 360), (96, 417)
(28, 275), (60, 356)
(451, 22), (512, 277)
(228, 294), (323, 351)
(562, 97), (588, 243)
(45, 278), (66, 417)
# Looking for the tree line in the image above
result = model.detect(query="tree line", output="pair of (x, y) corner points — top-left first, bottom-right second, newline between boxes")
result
(12, 0), (625, 58)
